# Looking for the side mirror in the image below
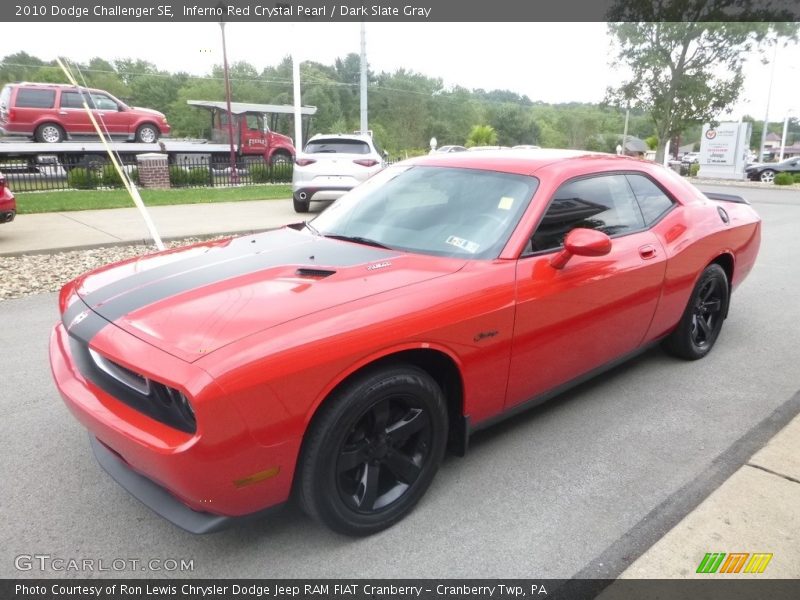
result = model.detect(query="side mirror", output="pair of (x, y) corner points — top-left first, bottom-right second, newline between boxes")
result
(549, 228), (612, 270)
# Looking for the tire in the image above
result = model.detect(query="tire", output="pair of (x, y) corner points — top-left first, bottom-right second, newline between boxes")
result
(293, 195), (310, 213)
(663, 263), (729, 360)
(296, 364), (448, 536)
(270, 152), (292, 166)
(759, 169), (776, 183)
(135, 124), (159, 143)
(35, 123), (65, 143)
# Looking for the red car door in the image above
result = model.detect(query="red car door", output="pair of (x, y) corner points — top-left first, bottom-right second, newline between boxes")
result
(90, 93), (128, 136)
(57, 90), (94, 135)
(506, 173), (667, 409)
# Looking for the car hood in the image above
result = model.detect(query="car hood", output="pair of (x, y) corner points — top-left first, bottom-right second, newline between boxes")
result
(73, 228), (466, 362)
(132, 107), (166, 118)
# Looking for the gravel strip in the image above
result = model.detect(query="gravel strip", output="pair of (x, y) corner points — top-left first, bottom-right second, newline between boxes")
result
(0, 236), (229, 301)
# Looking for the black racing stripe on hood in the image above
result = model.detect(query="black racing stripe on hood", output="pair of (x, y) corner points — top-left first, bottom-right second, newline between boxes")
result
(86, 229), (397, 323)
(79, 228), (307, 310)
(65, 307), (113, 344)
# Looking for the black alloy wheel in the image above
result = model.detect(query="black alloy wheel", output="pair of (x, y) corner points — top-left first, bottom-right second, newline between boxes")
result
(336, 397), (432, 513)
(663, 263), (729, 360)
(297, 365), (448, 536)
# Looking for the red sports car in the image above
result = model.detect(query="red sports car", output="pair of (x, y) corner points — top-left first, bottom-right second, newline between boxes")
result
(0, 171), (16, 224)
(50, 150), (761, 536)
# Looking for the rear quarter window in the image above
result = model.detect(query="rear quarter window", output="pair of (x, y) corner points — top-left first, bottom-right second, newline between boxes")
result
(625, 173), (675, 225)
(304, 139), (371, 154)
(15, 88), (56, 109)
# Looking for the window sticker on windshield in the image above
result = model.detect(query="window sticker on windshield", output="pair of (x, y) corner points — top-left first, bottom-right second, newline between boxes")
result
(446, 235), (480, 253)
(498, 196), (514, 210)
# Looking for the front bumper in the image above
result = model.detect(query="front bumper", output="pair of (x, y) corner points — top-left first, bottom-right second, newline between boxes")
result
(50, 321), (301, 530)
(90, 435), (282, 534)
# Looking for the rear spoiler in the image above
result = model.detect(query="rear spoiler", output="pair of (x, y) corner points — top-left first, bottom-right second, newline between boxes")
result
(704, 192), (750, 205)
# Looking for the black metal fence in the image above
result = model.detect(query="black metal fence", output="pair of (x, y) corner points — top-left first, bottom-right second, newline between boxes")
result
(0, 155), (293, 193)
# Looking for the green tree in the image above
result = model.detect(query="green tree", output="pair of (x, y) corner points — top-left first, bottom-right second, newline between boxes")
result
(466, 125), (498, 147)
(607, 4), (798, 161)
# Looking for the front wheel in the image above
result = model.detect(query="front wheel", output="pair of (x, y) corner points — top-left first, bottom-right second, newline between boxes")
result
(296, 365), (448, 536)
(135, 124), (159, 143)
(663, 263), (729, 360)
(759, 169), (776, 183)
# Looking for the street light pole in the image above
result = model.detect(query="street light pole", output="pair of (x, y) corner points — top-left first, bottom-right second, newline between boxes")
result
(219, 21), (239, 183)
(759, 41), (779, 164)
(779, 109), (794, 162)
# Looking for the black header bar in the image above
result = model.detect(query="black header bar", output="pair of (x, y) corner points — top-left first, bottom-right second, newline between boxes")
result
(3, 0), (800, 22)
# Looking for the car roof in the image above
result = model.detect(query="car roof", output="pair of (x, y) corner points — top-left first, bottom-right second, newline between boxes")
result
(308, 133), (374, 142)
(405, 148), (653, 176)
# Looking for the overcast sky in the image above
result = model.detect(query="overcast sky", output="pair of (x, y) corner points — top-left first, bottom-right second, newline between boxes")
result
(4, 22), (799, 122)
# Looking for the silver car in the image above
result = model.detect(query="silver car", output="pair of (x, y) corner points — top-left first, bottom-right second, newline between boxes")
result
(292, 133), (385, 213)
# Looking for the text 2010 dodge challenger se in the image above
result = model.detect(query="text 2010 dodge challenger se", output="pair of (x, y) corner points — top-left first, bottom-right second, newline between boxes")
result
(50, 150), (761, 536)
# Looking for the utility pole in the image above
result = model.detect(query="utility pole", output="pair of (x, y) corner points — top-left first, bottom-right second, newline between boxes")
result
(621, 101), (630, 156)
(219, 20), (238, 183)
(292, 25), (303, 153)
(360, 22), (368, 134)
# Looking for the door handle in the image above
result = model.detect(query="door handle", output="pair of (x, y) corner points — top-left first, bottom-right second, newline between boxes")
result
(639, 244), (657, 260)
(58, 111), (68, 115)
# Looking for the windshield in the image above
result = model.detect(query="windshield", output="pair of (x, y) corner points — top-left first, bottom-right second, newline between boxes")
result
(310, 165), (538, 259)
(305, 138), (371, 154)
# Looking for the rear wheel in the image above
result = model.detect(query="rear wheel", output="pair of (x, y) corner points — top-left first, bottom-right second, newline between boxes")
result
(35, 123), (65, 143)
(663, 263), (729, 360)
(296, 365), (448, 536)
(293, 195), (310, 213)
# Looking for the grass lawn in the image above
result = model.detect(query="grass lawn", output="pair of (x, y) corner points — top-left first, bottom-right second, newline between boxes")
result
(15, 185), (292, 214)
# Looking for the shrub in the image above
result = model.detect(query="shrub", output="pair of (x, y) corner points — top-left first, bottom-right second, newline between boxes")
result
(793, 173), (800, 184)
(249, 163), (271, 183)
(689, 163), (700, 177)
(100, 165), (139, 187)
(67, 168), (98, 190)
(170, 166), (210, 187)
(774, 172), (794, 186)
(187, 167), (210, 186)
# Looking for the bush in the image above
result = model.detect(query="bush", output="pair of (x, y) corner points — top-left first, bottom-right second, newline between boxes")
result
(793, 173), (800, 184)
(689, 163), (700, 177)
(169, 166), (209, 187)
(774, 172), (794, 186)
(249, 163), (271, 183)
(100, 165), (139, 187)
(67, 168), (98, 190)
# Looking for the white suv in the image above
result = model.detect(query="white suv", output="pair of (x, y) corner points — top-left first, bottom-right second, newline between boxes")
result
(292, 133), (385, 213)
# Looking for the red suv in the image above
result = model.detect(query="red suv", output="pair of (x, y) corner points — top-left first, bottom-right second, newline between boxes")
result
(0, 83), (171, 143)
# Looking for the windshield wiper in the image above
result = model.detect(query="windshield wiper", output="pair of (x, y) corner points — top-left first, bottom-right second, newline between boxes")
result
(323, 234), (393, 249)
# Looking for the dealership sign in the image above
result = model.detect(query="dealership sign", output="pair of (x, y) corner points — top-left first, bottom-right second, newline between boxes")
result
(698, 122), (751, 180)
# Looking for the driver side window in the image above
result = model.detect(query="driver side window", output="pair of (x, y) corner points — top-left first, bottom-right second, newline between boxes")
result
(529, 174), (645, 253)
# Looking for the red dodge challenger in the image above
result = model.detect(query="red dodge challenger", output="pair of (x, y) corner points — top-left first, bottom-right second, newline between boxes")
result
(50, 150), (761, 536)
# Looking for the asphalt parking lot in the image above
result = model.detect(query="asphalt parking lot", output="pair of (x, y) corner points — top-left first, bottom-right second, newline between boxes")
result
(0, 185), (798, 579)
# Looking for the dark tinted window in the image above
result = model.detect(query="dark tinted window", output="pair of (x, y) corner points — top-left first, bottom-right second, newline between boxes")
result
(531, 174), (645, 253)
(15, 88), (56, 109)
(625, 174), (674, 225)
(305, 138), (370, 154)
(60, 92), (84, 109)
